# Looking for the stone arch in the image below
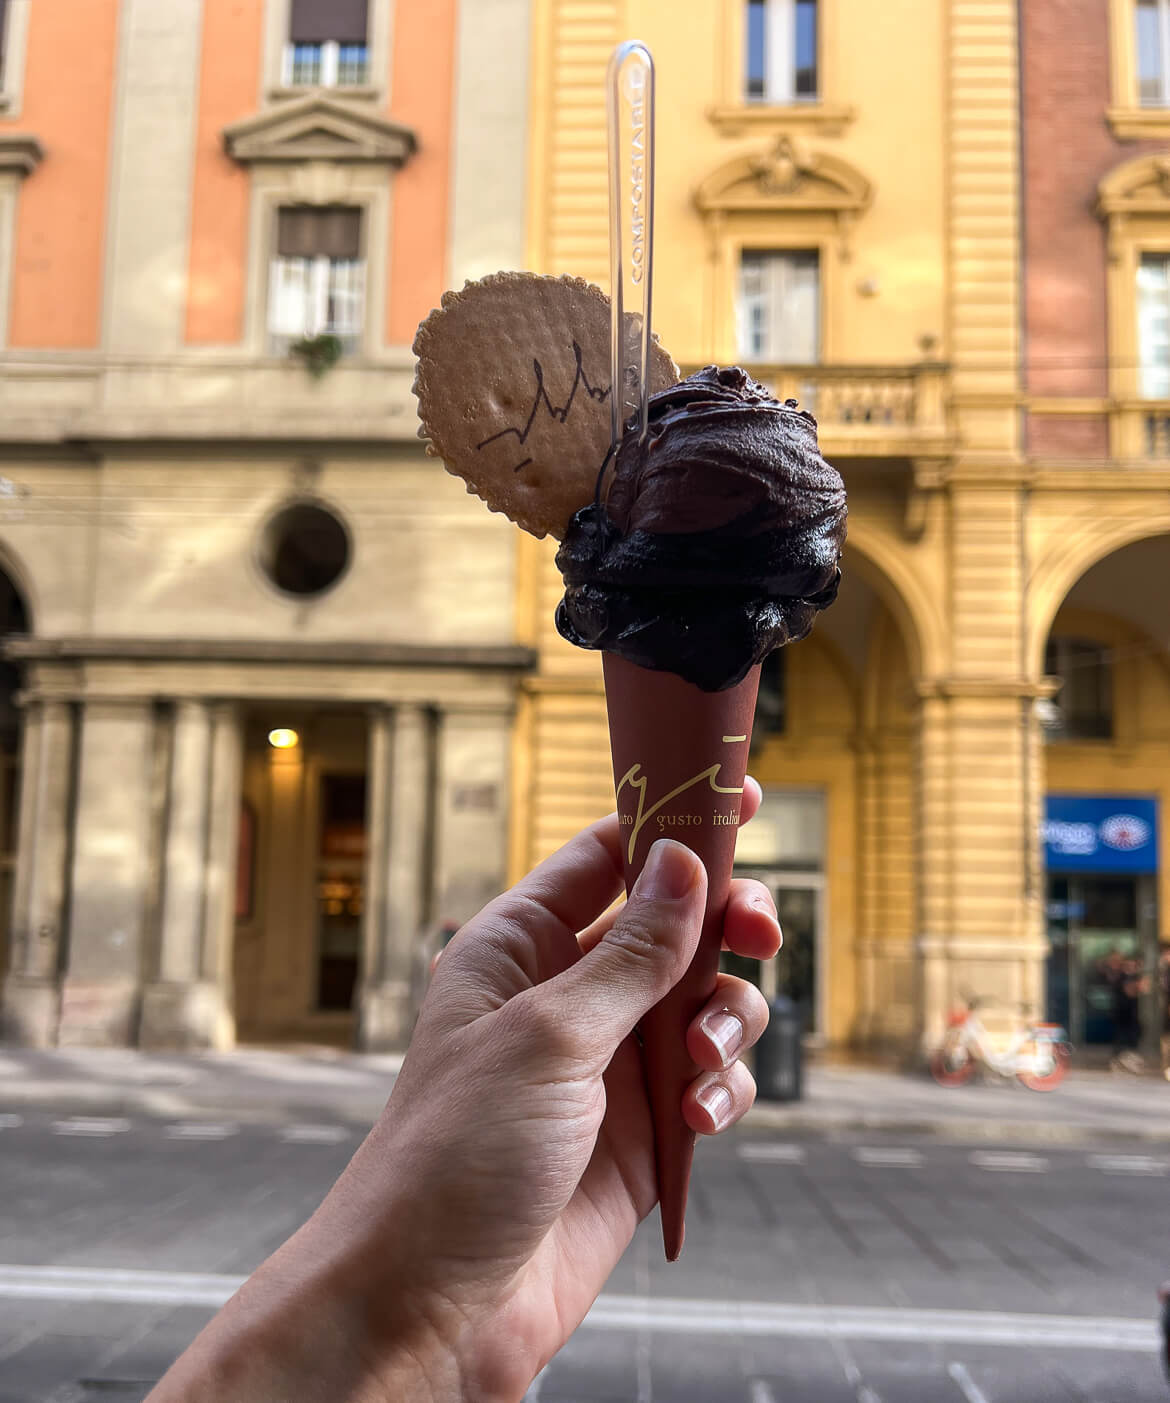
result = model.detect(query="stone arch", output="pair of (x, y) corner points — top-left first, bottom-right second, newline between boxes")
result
(0, 536), (36, 636)
(839, 527), (942, 682)
(1027, 513), (1170, 675)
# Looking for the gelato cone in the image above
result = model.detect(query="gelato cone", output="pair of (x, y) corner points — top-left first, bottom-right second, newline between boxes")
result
(413, 274), (848, 1261)
(602, 652), (760, 1260)
(558, 365), (847, 1257)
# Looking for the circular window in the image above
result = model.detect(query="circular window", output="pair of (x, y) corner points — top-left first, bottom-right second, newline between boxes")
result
(259, 501), (351, 597)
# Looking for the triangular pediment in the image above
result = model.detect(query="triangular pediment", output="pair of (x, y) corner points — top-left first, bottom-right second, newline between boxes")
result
(1097, 154), (1170, 218)
(223, 95), (417, 167)
(695, 136), (871, 215)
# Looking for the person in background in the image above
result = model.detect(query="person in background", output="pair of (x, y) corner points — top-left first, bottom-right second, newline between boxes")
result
(146, 783), (782, 1403)
(1105, 949), (1148, 1074)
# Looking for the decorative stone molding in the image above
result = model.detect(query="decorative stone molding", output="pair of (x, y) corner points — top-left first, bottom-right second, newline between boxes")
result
(1097, 152), (1170, 224)
(706, 103), (856, 138)
(0, 133), (43, 177)
(695, 135), (872, 221)
(223, 94), (417, 167)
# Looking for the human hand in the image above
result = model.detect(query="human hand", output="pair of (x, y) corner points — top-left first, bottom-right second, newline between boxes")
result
(148, 780), (780, 1403)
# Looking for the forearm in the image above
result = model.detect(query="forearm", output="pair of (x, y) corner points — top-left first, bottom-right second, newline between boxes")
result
(146, 1215), (463, 1403)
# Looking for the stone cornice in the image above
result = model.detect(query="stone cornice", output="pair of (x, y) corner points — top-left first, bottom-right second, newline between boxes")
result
(223, 94), (418, 167)
(0, 133), (43, 177)
(916, 676), (1062, 702)
(6, 638), (536, 671)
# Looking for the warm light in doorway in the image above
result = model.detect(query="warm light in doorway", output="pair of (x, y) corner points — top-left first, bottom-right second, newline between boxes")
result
(267, 728), (300, 750)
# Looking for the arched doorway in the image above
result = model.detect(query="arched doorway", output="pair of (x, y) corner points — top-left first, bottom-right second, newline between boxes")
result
(1038, 533), (1170, 1063)
(733, 542), (924, 1052)
(0, 566), (30, 980)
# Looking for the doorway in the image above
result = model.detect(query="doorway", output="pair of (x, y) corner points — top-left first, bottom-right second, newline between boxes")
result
(1045, 873), (1158, 1050)
(234, 708), (369, 1044)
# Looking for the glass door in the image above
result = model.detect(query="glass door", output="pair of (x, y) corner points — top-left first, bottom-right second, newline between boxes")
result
(728, 870), (825, 1037)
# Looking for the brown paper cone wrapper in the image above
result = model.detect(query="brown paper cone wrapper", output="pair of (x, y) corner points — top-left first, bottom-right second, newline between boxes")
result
(602, 652), (761, 1261)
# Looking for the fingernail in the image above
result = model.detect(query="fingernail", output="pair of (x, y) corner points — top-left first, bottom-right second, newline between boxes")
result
(701, 1009), (744, 1067)
(696, 1081), (733, 1131)
(634, 840), (697, 901)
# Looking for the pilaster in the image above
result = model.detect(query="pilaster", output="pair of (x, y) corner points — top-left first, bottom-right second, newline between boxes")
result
(358, 703), (433, 1050)
(140, 700), (238, 1050)
(1, 699), (74, 1046)
(58, 700), (156, 1047)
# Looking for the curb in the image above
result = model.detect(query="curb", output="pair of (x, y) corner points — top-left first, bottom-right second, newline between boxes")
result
(4, 1078), (1170, 1147)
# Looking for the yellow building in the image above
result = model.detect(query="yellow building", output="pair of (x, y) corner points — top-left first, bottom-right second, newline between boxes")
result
(514, 0), (1170, 1058)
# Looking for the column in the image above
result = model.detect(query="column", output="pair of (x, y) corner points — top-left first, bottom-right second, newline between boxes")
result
(58, 701), (155, 1047)
(358, 704), (431, 1051)
(1, 699), (74, 1046)
(140, 701), (238, 1050)
(914, 683), (1048, 1049)
(431, 702), (512, 933)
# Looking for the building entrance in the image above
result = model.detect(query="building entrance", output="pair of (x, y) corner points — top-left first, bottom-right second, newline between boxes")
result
(733, 787), (826, 1038)
(1044, 795), (1160, 1055)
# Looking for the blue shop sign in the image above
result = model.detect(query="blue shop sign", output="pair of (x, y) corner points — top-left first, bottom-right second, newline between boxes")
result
(1044, 795), (1159, 874)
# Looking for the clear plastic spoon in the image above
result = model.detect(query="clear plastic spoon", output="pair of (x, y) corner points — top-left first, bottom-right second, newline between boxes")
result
(607, 40), (655, 453)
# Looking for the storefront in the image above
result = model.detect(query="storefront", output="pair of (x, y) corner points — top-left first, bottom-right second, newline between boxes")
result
(732, 787), (827, 1039)
(1044, 795), (1160, 1054)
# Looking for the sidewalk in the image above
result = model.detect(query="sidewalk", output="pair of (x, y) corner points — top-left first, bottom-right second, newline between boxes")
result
(3, 1045), (1170, 1144)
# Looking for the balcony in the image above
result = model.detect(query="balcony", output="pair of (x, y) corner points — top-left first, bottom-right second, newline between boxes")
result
(684, 361), (951, 459)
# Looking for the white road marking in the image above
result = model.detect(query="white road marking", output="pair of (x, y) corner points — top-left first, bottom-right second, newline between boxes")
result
(747, 1380), (777, 1403)
(852, 1147), (924, 1168)
(280, 1124), (350, 1144)
(1087, 1153), (1168, 1176)
(164, 1122), (238, 1141)
(948, 1361), (991, 1403)
(969, 1151), (1048, 1173)
(52, 1117), (131, 1137)
(0, 1268), (1154, 1352)
(856, 1388), (882, 1403)
(0, 1113), (22, 1129)
(739, 1143), (806, 1164)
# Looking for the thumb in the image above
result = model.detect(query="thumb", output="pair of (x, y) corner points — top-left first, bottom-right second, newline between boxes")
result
(543, 839), (707, 1057)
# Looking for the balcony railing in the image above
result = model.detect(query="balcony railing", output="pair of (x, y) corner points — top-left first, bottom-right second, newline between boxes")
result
(683, 362), (950, 455)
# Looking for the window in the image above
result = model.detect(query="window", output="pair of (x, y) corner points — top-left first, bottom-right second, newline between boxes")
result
(316, 773), (367, 1011)
(268, 206), (365, 353)
(259, 500), (352, 597)
(1137, 252), (1170, 397)
(1136, 0), (1170, 105)
(754, 649), (787, 736)
(1044, 638), (1113, 741)
(0, 0), (8, 89)
(745, 0), (818, 103)
(738, 250), (820, 362)
(283, 0), (369, 88)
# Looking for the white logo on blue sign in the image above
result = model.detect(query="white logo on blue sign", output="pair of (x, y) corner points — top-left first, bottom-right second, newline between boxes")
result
(1099, 814), (1151, 851)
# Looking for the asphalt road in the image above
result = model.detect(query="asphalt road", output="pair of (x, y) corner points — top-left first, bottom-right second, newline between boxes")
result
(0, 1109), (1166, 1402)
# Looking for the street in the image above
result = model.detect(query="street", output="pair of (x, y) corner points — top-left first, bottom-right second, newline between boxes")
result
(0, 1107), (1166, 1402)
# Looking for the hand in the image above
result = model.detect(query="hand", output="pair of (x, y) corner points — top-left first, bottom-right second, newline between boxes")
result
(148, 781), (781, 1403)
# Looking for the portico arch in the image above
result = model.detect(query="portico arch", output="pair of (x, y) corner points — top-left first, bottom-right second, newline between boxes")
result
(1028, 512), (1170, 676)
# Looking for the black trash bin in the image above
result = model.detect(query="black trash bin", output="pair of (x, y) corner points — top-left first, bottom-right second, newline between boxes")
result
(754, 994), (803, 1102)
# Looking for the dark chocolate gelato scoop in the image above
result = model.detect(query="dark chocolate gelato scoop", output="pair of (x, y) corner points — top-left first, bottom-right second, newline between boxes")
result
(554, 365), (847, 691)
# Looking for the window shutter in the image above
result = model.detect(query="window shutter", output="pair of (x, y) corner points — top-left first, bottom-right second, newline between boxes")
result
(289, 0), (368, 44)
(277, 208), (362, 260)
(0, 0), (8, 69)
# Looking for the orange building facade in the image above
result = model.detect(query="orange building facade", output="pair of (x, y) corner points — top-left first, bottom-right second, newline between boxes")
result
(0, 0), (535, 1049)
